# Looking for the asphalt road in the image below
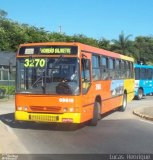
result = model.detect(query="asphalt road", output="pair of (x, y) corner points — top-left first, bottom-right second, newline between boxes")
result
(1, 96), (153, 154)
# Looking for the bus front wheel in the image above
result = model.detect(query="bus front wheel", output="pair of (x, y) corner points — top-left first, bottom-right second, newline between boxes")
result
(137, 88), (143, 100)
(88, 101), (101, 126)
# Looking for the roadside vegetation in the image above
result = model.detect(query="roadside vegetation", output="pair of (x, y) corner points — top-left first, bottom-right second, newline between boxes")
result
(1, 9), (153, 63)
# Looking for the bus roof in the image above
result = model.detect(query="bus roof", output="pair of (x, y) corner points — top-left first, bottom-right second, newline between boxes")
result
(19, 42), (134, 62)
(134, 64), (153, 68)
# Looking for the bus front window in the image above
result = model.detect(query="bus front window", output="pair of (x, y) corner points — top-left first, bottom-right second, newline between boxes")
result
(16, 58), (80, 95)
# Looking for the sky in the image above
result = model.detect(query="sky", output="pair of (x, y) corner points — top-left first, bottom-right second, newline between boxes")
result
(0, 0), (153, 40)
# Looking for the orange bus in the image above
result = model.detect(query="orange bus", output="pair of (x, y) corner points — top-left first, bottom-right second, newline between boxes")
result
(15, 42), (134, 126)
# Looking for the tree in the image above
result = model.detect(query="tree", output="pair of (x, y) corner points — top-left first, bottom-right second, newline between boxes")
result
(134, 36), (153, 63)
(0, 27), (10, 51)
(98, 38), (111, 50)
(0, 9), (153, 64)
(71, 34), (98, 47)
(111, 31), (132, 55)
(0, 9), (8, 18)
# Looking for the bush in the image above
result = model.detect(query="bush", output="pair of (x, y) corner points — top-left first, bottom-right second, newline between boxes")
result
(0, 85), (15, 95)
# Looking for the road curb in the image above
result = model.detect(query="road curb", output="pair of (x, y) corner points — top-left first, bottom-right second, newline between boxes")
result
(133, 109), (153, 121)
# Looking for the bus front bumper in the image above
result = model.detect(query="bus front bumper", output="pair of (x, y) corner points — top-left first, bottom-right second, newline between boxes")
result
(15, 111), (81, 123)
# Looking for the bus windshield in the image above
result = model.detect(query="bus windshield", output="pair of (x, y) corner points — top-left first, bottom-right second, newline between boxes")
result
(16, 57), (80, 95)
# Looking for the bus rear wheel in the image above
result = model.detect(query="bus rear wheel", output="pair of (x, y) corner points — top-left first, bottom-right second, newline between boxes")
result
(119, 93), (127, 112)
(137, 88), (143, 100)
(88, 101), (101, 126)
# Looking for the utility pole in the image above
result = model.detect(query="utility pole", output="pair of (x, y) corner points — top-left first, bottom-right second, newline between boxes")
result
(59, 26), (62, 34)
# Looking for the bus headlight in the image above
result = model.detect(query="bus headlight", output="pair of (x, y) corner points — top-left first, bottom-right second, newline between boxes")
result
(63, 108), (68, 112)
(17, 106), (28, 111)
(69, 108), (74, 112)
(23, 106), (28, 111)
(63, 107), (79, 112)
(17, 106), (22, 111)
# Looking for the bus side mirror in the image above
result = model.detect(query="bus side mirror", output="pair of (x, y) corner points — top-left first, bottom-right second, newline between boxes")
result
(85, 60), (90, 69)
(82, 59), (90, 69)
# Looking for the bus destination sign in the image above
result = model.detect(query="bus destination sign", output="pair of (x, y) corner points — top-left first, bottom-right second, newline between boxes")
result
(40, 47), (71, 54)
(19, 46), (78, 55)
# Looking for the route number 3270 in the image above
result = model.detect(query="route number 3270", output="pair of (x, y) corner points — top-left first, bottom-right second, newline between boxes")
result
(24, 59), (46, 68)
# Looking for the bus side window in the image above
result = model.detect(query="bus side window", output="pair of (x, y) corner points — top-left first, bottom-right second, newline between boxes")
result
(81, 59), (91, 94)
(92, 55), (101, 81)
(120, 60), (124, 79)
(101, 56), (109, 80)
(130, 62), (134, 78)
(124, 61), (128, 78)
(135, 68), (140, 80)
(147, 68), (152, 80)
(109, 58), (115, 79)
(140, 68), (147, 80)
(115, 59), (121, 79)
(127, 62), (131, 78)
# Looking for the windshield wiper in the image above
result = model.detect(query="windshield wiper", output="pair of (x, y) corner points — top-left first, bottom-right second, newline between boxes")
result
(31, 59), (47, 93)
(52, 55), (64, 67)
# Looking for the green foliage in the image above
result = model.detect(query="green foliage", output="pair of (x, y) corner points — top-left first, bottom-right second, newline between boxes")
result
(71, 34), (99, 47)
(134, 36), (153, 62)
(111, 31), (133, 55)
(0, 9), (7, 18)
(98, 38), (111, 50)
(0, 85), (15, 95)
(0, 26), (10, 50)
(0, 9), (153, 64)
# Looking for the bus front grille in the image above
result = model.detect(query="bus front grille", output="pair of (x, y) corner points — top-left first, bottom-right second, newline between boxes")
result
(29, 114), (59, 122)
(30, 106), (62, 113)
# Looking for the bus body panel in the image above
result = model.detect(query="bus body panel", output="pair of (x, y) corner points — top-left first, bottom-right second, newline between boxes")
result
(82, 79), (134, 114)
(135, 80), (153, 96)
(82, 80), (121, 114)
(15, 94), (87, 123)
(15, 111), (81, 123)
(124, 79), (135, 102)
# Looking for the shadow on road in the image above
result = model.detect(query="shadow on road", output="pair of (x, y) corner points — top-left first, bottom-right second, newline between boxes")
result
(133, 96), (149, 101)
(0, 108), (123, 132)
(0, 113), (86, 131)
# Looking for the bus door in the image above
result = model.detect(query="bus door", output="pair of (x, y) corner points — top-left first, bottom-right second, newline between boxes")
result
(81, 58), (93, 120)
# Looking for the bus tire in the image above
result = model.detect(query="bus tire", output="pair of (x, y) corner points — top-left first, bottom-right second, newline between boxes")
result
(137, 88), (143, 100)
(88, 101), (101, 126)
(119, 93), (127, 112)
